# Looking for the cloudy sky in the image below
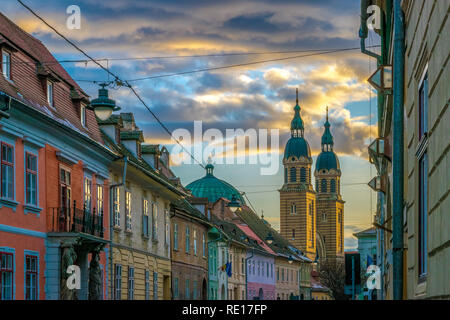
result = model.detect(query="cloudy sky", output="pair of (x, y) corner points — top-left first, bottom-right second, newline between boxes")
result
(3, 0), (379, 249)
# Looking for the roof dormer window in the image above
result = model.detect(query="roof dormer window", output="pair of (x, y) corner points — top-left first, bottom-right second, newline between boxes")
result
(47, 80), (54, 107)
(80, 104), (86, 127)
(2, 51), (11, 80)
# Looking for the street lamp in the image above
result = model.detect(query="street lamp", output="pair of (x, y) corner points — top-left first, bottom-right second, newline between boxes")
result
(288, 255), (294, 264)
(227, 194), (241, 213)
(89, 83), (121, 121)
(265, 232), (274, 245)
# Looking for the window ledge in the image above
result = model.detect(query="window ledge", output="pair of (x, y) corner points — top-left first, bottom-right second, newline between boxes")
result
(24, 205), (42, 216)
(0, 198), (19, 211)
(152, 239), (159, 244)
(113, 226), (122, 232)
(125, 229), (133, 235)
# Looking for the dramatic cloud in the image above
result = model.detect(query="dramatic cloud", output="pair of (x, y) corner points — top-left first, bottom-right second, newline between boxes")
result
(3, 0), (377, 248)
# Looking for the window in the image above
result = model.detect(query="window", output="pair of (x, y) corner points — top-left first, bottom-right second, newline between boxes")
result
(0, 252), (13, 300)
(173, 223), (178, 250)
(113, 187), (120, 227)
(419, 72), (428, 140)
(145, 270), (150, 300)
(271, 263), (273, 278)
(316, 179), (319, 191)
(202, 233), (206, 257)
(84, 177), (92, 212)
(80, 104), (87, 127)
(290, 203), (296, 215)
(152, 202), (158, 240)
(193, 280), (197, 299)
(25, 255), (38, 300)
(292, 229), (295, 240)
(97, 185), (104, 215)
(165, 210), (170, 245)
(193, 230), (198, 255)
(143, 199), (149, 237)
(2, 51), (11, 80)
(185, 227), (190, 253)
(282, 268), (285, 281)
(290, 167), (296, 182)
(125, 191), (132, 231)
(266, 262), (269, 277)
(321, 179), (327, 193)
(330, 179), (336, 193)
(322, 212), (327, 222)
(114, 264), (122, 300)
(47, 81), (53, 107)
(174, 277), (179, 298)
(127, 267), (134, 300)
(241, 258), (245, 274)
(284, 168), (287, 183)
(153, 272), (158, 300)
(1, 143), (14, 200)
(418, 152), (428, 278)
(300, 167), (306, 182)
(25, 153), (37, 206)
(185, 279), (190, 299)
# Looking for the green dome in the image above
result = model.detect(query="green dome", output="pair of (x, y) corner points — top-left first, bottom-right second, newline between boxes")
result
(284, 137), (311, 159)
(316, 151), (340, 171)
(186, 164), (246, 205)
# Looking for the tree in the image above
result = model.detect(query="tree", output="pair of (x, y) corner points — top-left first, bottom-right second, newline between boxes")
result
(318, 261), (348, 300)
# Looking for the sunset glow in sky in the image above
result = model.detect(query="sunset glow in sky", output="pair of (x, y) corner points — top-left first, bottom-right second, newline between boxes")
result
(3, 0), (379, 249)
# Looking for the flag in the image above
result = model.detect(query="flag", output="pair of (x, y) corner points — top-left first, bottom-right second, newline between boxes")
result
(226, 262), (232, 278)
(219, 264), (227, 272)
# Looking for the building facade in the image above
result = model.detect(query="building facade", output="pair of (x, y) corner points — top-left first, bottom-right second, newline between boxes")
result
(0, 12), (114, 300)
(99, 112), (181, 300)
(171, 198), (209, 300)
(354, 227), (377, 300)
(360, 0), (449, 299)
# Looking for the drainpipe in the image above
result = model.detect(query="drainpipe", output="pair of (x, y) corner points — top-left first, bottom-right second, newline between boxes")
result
(392, 0), (404, 301)
(245, 248), (254, 301)
(108, 156), (128, 299)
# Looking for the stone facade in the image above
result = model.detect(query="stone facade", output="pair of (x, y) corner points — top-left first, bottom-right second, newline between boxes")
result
(402, 0), (449, 300)
(171, 203), (209, 300)
(275, 258), (300, 300)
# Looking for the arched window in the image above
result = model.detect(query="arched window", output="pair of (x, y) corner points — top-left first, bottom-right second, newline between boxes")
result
(290, 203), (297, 215)
(322, 212), (327, 222)
(284, 168), (288, 183)
(292, 229), (295, 240)
(321, 179), (327, 193)
(330, 179), (336, 193)
(290, 167), (297, 182)
(300, 167), (306, 182)
(316, 179), (319, 191)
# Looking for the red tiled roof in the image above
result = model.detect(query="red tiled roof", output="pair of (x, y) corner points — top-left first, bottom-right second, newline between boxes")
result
(236, 224), (276, 255)
(0, 12), (103, 143)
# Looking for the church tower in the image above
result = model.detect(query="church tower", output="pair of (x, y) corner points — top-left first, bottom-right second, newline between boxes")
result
(279, 89), (316, 260)
(314, 108), (345, 264)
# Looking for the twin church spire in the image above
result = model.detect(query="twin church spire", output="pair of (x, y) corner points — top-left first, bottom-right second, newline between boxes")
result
(289, 89), (334, 150)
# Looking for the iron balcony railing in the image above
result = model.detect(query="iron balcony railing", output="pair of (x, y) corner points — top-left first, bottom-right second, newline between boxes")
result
(49, 201), (104, 238)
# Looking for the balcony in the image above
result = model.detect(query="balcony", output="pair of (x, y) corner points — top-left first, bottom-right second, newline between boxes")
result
(49, 202), (104, 238)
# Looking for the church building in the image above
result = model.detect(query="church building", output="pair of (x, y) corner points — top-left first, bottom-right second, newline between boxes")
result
(279, 89), (344, 264)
